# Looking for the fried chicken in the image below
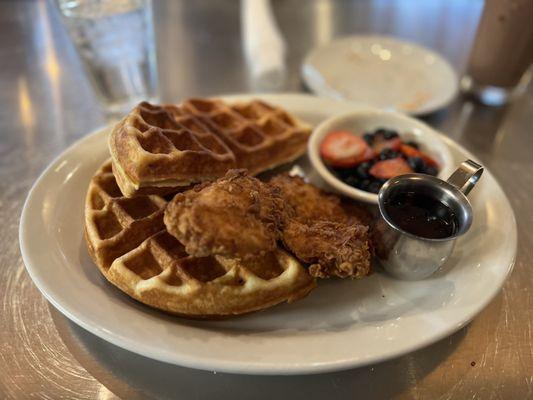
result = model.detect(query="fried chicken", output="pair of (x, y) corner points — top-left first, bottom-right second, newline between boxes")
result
(269, 174), (372, 279)
(164, 170), (284, 258)
(164, 170), (372, 279)
(282, 220), (370, 279)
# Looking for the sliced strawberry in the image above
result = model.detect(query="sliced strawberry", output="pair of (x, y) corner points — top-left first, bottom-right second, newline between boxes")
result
(373, 137), (402, 153)
(399, 144), (438, 167)
(320, 131), (373, 168)
(369, 157), (413, 179)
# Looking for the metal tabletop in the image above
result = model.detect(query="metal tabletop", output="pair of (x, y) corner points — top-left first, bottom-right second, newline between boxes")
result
(1, 0), (532, 399)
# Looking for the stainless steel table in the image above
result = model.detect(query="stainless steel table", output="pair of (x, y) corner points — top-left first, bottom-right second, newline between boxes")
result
(2, 1), (532, 398)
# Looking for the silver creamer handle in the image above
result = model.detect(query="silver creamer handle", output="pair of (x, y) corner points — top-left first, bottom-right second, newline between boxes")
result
(446, 159), (484, 196)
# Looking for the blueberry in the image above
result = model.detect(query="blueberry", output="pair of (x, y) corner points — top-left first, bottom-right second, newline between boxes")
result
(368, 181), (383, 194)
(374, 128), (387, 137)
(356, 162), (372, 179)
(379, 148), (400, 160)
(383, 130), (399, 140)
(359, 179), (371, 190)
(332, 169), (346, 179)
(363, 133), (374, 145)
(425, 166), (438, 176)
(344, 175), (359, 187)
(405, 140), (419, 149)
(333, 167), (353, 180)
(407, 156), (424, 172)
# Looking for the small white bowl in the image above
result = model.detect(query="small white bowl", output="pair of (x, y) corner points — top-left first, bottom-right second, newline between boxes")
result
(308, 109), (455, 204)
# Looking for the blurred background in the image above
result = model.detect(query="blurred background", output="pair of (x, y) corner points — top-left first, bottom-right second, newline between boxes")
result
(0, 1), (481, 120)
(5, 0), (531, 132)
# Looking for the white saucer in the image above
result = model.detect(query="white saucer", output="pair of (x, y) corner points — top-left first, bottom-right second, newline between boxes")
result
(20, 94), (515, 375)
(302, 35), (459, 115)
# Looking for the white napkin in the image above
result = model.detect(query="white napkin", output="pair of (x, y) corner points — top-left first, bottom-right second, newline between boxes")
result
(241, 0), (287, 91)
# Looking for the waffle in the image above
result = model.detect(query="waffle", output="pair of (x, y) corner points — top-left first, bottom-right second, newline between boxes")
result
(84, 161), (316, 318)
(109, 101), (237, 197)
(183, 98), (311, 174)
(110, 99), (311, 197)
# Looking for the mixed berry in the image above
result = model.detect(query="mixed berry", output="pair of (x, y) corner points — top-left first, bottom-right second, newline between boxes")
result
(320, 128), (439, 194)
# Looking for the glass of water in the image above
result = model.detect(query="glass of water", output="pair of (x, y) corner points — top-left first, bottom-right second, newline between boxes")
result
(57, 0), (158, 118)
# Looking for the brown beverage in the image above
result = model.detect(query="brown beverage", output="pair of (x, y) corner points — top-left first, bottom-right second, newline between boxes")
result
(464, 0), (533, 103)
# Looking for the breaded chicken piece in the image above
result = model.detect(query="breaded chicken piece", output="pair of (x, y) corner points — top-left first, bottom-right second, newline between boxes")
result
(269, 173), (348, 222)
(269, 174), (372, 279)
(164, 170), (284, 258)
(282, 220), (370, 279)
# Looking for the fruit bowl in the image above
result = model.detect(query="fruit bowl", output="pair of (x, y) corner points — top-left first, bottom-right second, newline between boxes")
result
(308, 109), (455, 204)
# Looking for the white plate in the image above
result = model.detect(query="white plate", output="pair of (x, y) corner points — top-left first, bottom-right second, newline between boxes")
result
(20, 94), (516, 375)
(302, 35), (459, 115)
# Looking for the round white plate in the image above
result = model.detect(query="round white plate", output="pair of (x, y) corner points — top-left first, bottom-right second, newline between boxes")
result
(302, 35), (459, 115)
(20, 94), (515, 375)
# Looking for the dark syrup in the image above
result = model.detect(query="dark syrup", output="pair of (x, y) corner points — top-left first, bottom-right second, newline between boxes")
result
(383, 192), (458, 239)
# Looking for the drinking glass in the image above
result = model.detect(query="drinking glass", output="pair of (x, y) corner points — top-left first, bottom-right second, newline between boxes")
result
(461, 0), (533, 106)
(57, 0), (158, 118)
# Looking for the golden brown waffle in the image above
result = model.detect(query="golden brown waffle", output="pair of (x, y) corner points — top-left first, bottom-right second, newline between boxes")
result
(183, 98), (311, 174)
(109, 101), (237, 197)
(110, 99), (311, 197)
(84, 161), (167, 270)
(85, 161), (316, 319)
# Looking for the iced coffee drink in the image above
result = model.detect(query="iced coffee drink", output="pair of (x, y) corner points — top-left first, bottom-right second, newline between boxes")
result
(462, 0), (533, 105)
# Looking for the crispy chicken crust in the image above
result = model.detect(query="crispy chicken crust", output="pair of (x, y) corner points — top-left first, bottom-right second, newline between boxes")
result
(270, 174), (372, 279)
(164, 170), (284, 258)
(164, 171), (372, 279)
